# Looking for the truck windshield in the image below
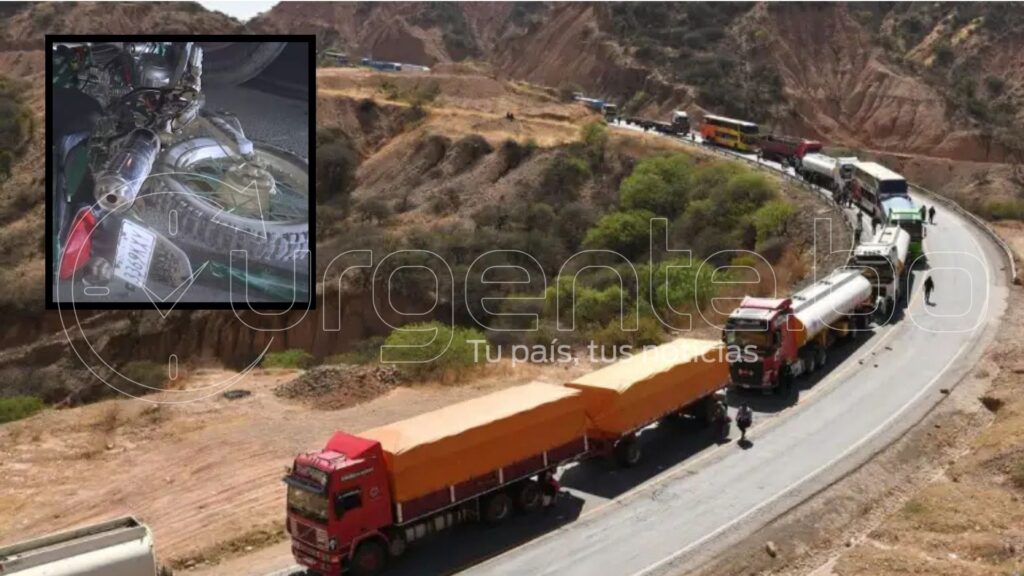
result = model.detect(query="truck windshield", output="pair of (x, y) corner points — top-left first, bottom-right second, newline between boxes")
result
(287, 484), (328, 523)
(725, 329), (772, 350)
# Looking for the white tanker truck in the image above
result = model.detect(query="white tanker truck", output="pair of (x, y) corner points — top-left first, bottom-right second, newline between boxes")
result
(0, 517), (159, 576)
(798, 152), (859, 193)
(723, 268), (873, 392)
(850, 224), (911, 322)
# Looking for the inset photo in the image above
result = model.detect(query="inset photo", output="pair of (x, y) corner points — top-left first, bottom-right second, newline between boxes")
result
(46, 37), (314, 309)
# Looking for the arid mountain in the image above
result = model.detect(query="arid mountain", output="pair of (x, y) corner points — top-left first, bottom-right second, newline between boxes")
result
(254, 2), (1024, 166)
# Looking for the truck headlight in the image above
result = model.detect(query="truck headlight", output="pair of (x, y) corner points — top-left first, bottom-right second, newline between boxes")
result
(328, 538), (337, 551)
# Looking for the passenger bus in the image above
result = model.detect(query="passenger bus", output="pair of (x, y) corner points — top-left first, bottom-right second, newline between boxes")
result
(851, 162), (908, 220)
(699, 114), (760, 152)
(882, 196), (925, 261)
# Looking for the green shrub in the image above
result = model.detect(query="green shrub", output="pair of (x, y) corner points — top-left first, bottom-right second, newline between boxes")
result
(752, 200), (796, 243)
(580, 121), (608, 164)
(0, 396), (45, 423)
(588, 314), (665, 348)
(381, 322), (486, 378)
(583, 209), (656, 259)
(263, 349), (315, 369)
(620, 172), (675, 215)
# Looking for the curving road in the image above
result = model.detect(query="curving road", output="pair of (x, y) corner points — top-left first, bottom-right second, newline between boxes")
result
(267, 127), (1010, 576)
(452, 134), (1010, 576)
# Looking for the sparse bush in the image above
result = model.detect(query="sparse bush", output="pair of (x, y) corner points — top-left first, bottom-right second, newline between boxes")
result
(934, 43), (955, 67)
(263, 349), (315, 369)
(325, 336), (386, 366)
(355, 198), (392, 224)
(1011, 459), (1024, 489)
(0, 395), (45, 423)
(119, 361), (168, 392)
(381, 322), (485, 378)
(316, 127), (360, 210)
(540, 154), (591, 203)
(0, 76), (32, 180)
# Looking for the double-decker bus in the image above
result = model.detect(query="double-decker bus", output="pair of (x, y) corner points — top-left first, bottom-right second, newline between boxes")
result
(882, 196), (926, 261)
(699, 114), (760, 152)
(851, 162), (908, 220)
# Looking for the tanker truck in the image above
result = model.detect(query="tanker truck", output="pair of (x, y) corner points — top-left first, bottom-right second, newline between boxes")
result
(798, 153), (858, 193)
(284, 339), (729, 576)
(0, 517), (158, 576)
(850, 225), (911, 322)
(724, 268), (873, 393)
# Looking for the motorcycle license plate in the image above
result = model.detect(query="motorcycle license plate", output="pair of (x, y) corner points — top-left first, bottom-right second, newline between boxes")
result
(114, 219), (157, 288)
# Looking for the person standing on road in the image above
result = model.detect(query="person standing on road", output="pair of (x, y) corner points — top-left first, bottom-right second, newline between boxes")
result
(540, 470), (560, 511)
(920, 205), (927, 222)
(924, 275), (935, 305)
(871, 215), (880, 235)
(929, 206), (936, 224)
(736, 405), (753, 443)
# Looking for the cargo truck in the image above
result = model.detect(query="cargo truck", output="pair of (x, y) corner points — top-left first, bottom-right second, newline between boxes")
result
(284, 339), (730, 576)
(850, 225), (911, 321)
(756, 135), (822, 166)
(723, 268), (873, 392)
(672, 110), (690, 134)
(882, 196), (926, 260)
(798, 153), (858, 193)
(0, 517), (158, 576)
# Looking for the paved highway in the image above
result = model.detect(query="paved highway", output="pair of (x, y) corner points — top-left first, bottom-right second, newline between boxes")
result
(267, 128), (1010, 576)
(453, 137), (1010, 575)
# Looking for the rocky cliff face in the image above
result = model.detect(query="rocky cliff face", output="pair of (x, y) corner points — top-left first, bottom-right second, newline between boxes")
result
(254, 2), (1024, 164)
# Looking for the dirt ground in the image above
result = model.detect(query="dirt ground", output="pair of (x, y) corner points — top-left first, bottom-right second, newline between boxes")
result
(0, 360), (592, 571)
(692, 227), (1024, 576)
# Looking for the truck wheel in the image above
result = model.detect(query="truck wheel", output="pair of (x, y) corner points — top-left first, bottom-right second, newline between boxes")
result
(350, 540), (387, 576)
(614, 438), (642, 468)
(482, 491), (513, 524)
(816, 347), (828, 370)
(514, 480), (542, 513)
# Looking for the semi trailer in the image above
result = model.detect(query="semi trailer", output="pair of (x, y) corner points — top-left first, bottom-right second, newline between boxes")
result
(284, 338), (730, 576)
(850, 225), (911, 321)
(798, 153), (858, 193)
(724, 268), (873, 392)
(757, 135), (822, 166)
(0, 517), (158, 576)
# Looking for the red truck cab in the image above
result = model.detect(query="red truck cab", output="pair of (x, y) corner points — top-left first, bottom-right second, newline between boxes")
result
(758, 135), (822, 165)
(285, 433), (393, 576)
(723, 297), (801, 391)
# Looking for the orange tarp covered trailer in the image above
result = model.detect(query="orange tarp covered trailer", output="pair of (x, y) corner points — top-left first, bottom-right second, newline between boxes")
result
(360, 382), (589, 504)
(567, 338), (729, 439)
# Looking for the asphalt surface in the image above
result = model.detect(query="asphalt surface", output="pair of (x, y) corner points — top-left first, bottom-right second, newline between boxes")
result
(268, 127), (1009, 576)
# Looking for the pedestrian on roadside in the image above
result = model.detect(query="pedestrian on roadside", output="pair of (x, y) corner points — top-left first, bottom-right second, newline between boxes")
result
(736, 404), (753, 443)
(929, 206), (936, 224)
(540, 470), (560, 511)
(924, 275), (935, 305)
(920, 205), (927, 222)
(871, 215), (880, 235)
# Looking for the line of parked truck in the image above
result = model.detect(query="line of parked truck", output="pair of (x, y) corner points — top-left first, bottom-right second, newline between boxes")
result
(275, 105), (932, 576)
(1, 100), (931, 576)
